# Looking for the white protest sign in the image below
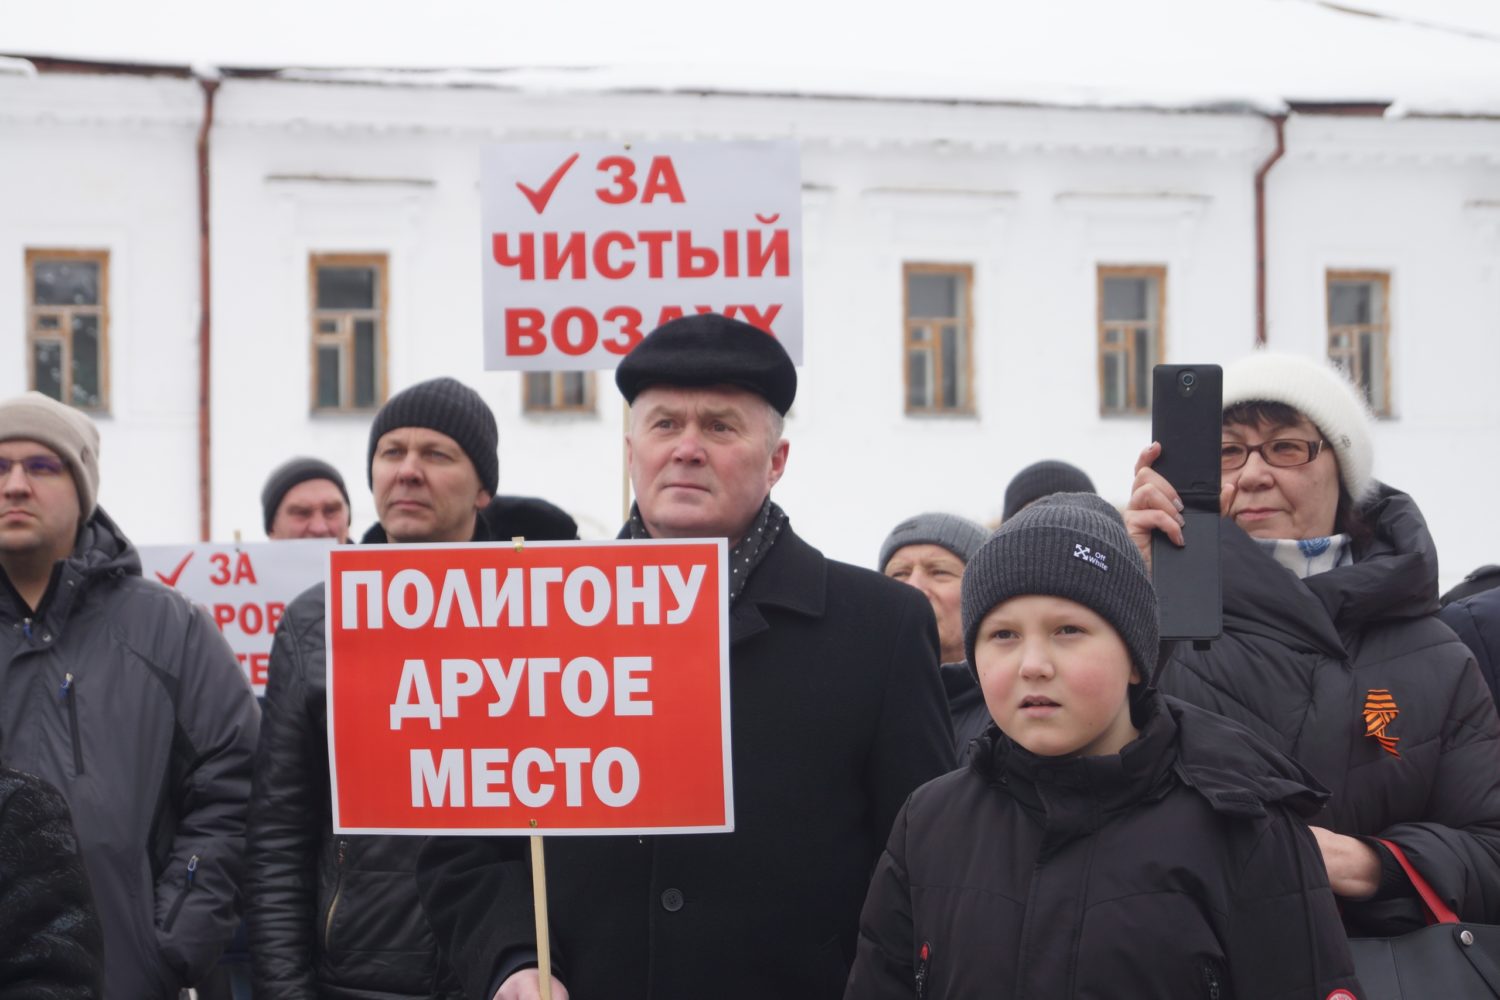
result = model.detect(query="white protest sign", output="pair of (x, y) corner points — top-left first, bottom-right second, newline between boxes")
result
(137, 539), (333, 695)
(480, 140), (803, 371)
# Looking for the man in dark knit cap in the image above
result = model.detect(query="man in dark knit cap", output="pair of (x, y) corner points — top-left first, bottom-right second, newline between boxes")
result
(247, 376), (498, 999)
(879, 512), (990, 757)
(419, 314), (956, 1000)
(1002, 458), (1096, 521)
(261, 456), (352, 542)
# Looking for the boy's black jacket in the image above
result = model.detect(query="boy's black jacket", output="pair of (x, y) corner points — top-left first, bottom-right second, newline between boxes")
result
(845, 689), (1363, 1000)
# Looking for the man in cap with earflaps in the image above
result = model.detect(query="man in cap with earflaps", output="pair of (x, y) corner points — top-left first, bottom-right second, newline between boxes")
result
(419, 314), (956, 1000)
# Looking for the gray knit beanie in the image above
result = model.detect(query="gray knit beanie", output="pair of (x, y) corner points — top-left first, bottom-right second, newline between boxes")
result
(962, 492), (1158, 684)
(0, 391), (101, 518)
(1002, 460), (1096, 520)
(367, 377), (499, 495)
(879, 512), (988, 572)
(261, 457), (351, 534)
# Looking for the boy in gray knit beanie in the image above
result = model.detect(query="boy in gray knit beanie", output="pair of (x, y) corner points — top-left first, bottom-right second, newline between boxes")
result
(961, 492), (1158, 758)
(846, 491), (1359, 999)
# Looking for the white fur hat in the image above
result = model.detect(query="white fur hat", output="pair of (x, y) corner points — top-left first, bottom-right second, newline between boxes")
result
(1222, 352), (1375, 503)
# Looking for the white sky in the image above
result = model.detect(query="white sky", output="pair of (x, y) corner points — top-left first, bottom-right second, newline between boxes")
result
(3, 0), (1498, 114)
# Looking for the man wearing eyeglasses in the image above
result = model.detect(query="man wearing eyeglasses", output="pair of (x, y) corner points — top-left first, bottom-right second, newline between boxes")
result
(0, 391), (260, 998)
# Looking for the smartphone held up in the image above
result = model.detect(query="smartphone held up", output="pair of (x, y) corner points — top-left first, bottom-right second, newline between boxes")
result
(1150, 364), (1223, 645)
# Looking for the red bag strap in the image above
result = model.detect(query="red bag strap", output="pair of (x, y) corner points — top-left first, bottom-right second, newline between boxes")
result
(1378, 838), (1460, 926)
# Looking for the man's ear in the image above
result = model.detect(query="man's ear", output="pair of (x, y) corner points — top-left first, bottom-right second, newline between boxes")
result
(766, 439), (790, 491)
(474, 489), (493, 512)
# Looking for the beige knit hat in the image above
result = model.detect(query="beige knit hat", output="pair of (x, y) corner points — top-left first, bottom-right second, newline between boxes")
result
(0, 392), (101, 517)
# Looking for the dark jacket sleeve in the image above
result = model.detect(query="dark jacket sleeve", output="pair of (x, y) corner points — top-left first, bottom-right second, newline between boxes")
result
(245, 596), (324, 998)
(1374, 652), (1500, 923)
(1226, 809), (1362, 999)
(0, 770), (103, 1000)
(416, 834), (534, 1000)
(153, 601), (261, 986)
(1439, 593), (1500, 708)
(864, 589), (955, 846)
(842, 799), (915, 1000)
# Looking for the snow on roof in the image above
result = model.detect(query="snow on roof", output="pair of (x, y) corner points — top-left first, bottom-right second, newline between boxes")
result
(3, 0), (1498, 116)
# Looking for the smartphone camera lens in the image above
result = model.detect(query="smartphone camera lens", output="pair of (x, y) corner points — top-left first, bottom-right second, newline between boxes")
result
(1180, 371), (1197, 389)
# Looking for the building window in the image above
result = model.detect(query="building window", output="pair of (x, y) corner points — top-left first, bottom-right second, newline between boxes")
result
(524, 372), (595, 413)
(903, 263), (974, 415)
(1326, 270), (1391, 416)
(310, 254), (387, 412)
(25, 249), (109, 411)
(1097, 265), (1165, 416)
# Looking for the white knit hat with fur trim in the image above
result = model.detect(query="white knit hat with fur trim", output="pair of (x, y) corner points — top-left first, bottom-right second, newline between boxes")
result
(1222, 352), (1375, 503)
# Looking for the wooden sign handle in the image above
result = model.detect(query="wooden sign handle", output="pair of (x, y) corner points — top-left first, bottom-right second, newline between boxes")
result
(531, 833), (553, 1000)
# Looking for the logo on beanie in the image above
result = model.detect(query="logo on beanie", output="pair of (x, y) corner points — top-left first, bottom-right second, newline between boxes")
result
(1072, 543), (1109, 572)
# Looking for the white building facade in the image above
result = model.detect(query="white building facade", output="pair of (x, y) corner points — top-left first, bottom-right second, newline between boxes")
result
(2, 61), (1498, 584)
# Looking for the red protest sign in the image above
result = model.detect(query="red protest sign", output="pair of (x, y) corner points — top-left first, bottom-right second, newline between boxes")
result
(327, 539), (731, 836)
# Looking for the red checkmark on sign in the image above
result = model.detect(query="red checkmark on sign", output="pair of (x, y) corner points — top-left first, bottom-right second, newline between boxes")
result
(156, 552), (194, 587)
(516, 153), (580, 215)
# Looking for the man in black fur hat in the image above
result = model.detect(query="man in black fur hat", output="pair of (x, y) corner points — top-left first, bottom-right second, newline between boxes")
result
(419, 314), (955, 1000)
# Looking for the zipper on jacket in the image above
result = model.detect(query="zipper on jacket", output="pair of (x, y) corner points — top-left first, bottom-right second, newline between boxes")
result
(1201, 962), (1223, 1000)
(324, 837), (348, 949)
(915, 941), (931, 1000)
(23, 617), (32, 640)
(59, 673), (83, 775)
(162, 854), (199, 933)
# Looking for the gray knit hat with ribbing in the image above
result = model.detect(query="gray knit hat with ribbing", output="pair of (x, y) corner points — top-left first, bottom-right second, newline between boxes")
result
(261, 457), (350, 534)
(879, 512), (988, 572)
(962, 492), (1158, 684)
(1002, 460), (1096, 520)
(367, 377), (499, 495)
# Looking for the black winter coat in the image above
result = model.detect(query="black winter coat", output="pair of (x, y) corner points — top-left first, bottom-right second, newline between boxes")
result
(417, 524), (957, 1000)
(1156, 485), (1500, 932)
(0, 509), (259, 997)
(1438, 586), (1500, 707)
(940, 661), (989, 761)
(0, 765), (102, 999)
(246, 524), (492, 999)
(846, 691), (1361, 1000)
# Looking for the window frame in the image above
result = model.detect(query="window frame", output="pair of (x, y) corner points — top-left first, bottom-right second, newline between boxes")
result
(902, 262), (976, 417)
(25, 248), (111, 412)
(308, 252), (389, 413)
(1325, 269), (1392, 417)
(523, 371), (597, 414)
(1096, 264), (1167, 417)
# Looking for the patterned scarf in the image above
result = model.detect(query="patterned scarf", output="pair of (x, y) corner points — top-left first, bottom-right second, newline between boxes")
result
(1253, 533), (1354, 580)
(627, 497), (788, 604)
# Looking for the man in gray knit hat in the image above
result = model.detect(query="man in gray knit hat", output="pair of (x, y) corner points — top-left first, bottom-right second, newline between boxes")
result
(247, 376), (499, 999)
(0, 391), (259, 998)
(879, 512), (988, 667)
(261, 456), (352, 542)
(880, 512), (990, 756)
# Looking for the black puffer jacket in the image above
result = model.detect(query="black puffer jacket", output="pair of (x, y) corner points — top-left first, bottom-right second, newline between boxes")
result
(1438, 586), (1500, 707)
(939, 661), (988, 761)
(0, 765), (102, 998)
(1156, 485), (1500, 932)
(247, 567), (468, 999)
(846, 691), (1360, 1000)
(0, 509), (259, 997)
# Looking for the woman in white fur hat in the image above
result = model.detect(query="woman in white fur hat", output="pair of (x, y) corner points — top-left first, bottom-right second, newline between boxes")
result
(1126, 351), (1500, 939)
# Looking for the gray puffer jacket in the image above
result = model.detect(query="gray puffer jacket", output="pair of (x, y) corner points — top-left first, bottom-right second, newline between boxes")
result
(0, 508), (260, 997)
(1156, 484), (1500, 934)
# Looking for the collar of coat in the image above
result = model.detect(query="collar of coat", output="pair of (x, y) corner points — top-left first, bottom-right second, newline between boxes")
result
(972, 688), (1328, 844)
(1219, 483), (1439, 660)
(613, 517), (827, 646)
